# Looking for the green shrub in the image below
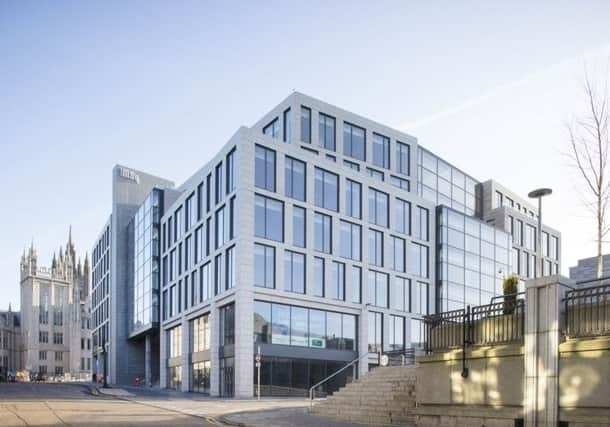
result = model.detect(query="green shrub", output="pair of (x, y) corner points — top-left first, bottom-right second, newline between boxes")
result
(503, 274), (519, 314)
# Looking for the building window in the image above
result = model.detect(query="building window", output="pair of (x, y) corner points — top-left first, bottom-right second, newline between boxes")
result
(389, 315), (405, 351)
(390, 175), (410, 192)
(283, 108), (291, 142)
(215, 206), (226, 249)
(368, 270), (389, 308)
(314, 212), (332, 253)
(314, 167), (339, 211)
(314, 257), (325, 297)
(175, 207), (183, 242)
(226, 246), (235, 290)
(368, 228), (384, 267)
(395, 141), (410, 176)
(214, 254), (223, 295)
(339, 220), (361, 261)
(284, 250), (305, 294)
(226, 148), (236, 194)
(495, 191), (503, 208)
(255, 145), (276, 192)
(367, 167), (384, 182)
(368, 188), (389, 228)
(372, 133), (390, 169)
(200, 262), (212, 302)
(411, 281), (429, 315)
(285, 157), (306, 201)
(542, 231), (549, 257)
(318, 113), (336, 151)
(551, 236), (559, 260)
(206, 173), (212, 212)
(300, 106), (311, 143)
(263, 118), (279, 139)
(220, 304), (235, 346)
(408, 242), (429, 278)
(352, 265), (362, 304)
(39, 350), (47, 361)
(215, 162), (224, 204)
(254, 244), (275, 289)
(368, 311), (383, 352)
(515, 219), (523, 245)
(185, 193), (195, 231)
(394, 198), (411, 235)
(330, 261), (345, 301)
(391, 236), (406, 272)
(229, 196), (236, 240)
(343, 122), (366, 161)
(414, 206), (429, 241)
(53, 332), (63, 345)
(393, 277), (410, 312)
(292, 206), (306, 248)
(55, 351), (63, 361)
(255, 195), (284, 242)
(345, 179), (361, 219)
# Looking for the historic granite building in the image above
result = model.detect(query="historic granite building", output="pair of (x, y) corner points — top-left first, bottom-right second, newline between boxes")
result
(20, 231), (92, 379)
(95, 92), (562, 397)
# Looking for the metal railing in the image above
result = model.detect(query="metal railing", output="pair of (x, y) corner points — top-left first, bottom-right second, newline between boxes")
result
(423, 297), (525, 353)
(564, 283), (610, 338)
(384, 348), (416, 366)
(308, 351), (369, 405)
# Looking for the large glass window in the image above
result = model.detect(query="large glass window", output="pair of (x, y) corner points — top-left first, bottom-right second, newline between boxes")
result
(314, 257), (325, 297)
(283, 108), (291, 142)
(215, 162), (224, 204)
(352, 266), (362, 304)
(389, 315), (405, 351)
(368, 228), (384, 267)
(314, 168), (339, 211)
(368, 270), (389, 308)
(255, 145), (276, 192)
(272, 304), (291, 345)
(339, 220), (361, 261)
(285, 157), (306, 201)
(345, 179), (362, 219)
(255, 195), (284, 242)
(372, 133), (390, 169)
(395, 141), (410, 176)
(393, 277), (410, 311)
(411, 281), (429, 315)
(284, 251), (305, 294)
(368, 311), (382, 352)
(263, 118), (279, 139)
(300, 106), (311, 143)
(314, 212), (332, 254)
(414, 206), (429, 241)
(394, 198), (411, 235)
(200, 262), (211, 302)
(226, 148), (236, 194)
(330, 261), (345, 301)
(254, 244), (275, 289)
(318, 113), (336, 151)
(220, 304), (235, 346)
(226, 246), (235, 290)
(168, 325), (182, 358)
(390, 236), (406, 273)
(368, 188), (389, 228)
(215, 206), (225, 249)
(343, 122), (365, 161)
(292, 206), (306, 248)
(291, 306), (308, 346)
(407, 243), (429, 278)
(192, 314), (211, 352)
(254, 301), (272, 343)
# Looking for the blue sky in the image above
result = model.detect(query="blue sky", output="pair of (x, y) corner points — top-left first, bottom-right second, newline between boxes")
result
(2, 1), (610, 309)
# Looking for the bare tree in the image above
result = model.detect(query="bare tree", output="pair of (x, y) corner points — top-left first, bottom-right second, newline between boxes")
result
(567, 66), (610, 280)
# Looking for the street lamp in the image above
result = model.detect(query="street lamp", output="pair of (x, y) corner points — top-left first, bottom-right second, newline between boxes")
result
(528, 188), (552, 279)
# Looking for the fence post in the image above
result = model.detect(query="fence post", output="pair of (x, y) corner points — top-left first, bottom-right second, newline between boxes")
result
(524, 275), (574, 427)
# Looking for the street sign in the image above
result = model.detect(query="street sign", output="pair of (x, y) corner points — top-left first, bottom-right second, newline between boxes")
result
(255, 353), (261, 362)
(380, 354), (389, 367)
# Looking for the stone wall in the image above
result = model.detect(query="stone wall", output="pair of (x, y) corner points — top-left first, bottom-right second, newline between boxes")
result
(415, 344), (524, 427)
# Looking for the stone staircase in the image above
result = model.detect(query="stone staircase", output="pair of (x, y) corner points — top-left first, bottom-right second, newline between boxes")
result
(310, 365), (417, 426)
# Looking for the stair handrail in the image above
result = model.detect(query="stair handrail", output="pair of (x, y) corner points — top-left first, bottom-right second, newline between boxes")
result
(308, 351), (371, 405)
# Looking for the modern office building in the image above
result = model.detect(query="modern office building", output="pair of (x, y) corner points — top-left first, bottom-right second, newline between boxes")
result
(569, 254), (610, 284)
(91, 166), (176, 385)
(20, 232), (92, 379)
(95, 92), (562, 396)
(0, 307), (22, 377)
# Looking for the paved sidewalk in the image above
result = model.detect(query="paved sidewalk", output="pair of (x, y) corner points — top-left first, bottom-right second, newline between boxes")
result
(222, 407), (366, 427)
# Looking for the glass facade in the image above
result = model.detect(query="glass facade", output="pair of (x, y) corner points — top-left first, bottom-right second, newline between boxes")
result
(437, 206), (511, 311)
(131, 189), (162, 334)
(417, 146), (479, 216)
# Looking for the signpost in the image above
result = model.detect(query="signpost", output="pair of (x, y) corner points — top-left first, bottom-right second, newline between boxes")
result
(255, 346), (261, 400)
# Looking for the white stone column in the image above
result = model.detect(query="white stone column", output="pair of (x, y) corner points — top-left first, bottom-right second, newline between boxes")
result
(524, 274), (574, 427)
(359, 308), (369, 377)
(181, 317), (190, 392)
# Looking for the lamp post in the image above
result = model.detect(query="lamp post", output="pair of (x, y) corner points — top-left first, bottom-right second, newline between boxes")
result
(528, 188), (552, 279)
